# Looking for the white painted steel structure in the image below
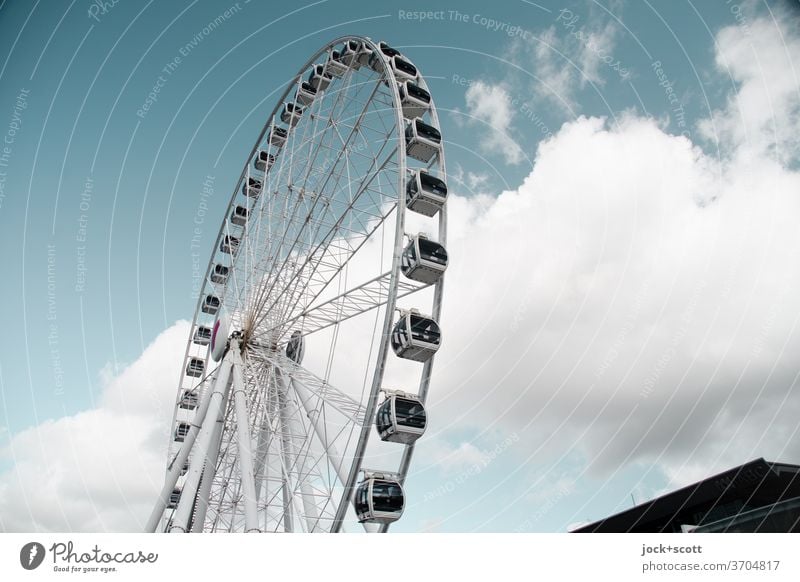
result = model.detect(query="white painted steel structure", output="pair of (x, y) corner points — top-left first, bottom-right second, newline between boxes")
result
(147, 36), (447, 533)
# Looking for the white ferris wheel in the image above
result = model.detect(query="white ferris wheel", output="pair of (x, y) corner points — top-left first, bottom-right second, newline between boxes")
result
(146, 36), (448, 533)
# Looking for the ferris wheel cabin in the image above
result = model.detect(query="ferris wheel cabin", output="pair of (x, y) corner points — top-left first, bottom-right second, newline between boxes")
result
(179, 389), (199, 410)
(202, 294), (220, 315)
(405, 119), (441, 163)
(406, 170), (447, 217)
(308, 64), (333, 92)
(269, 125), (287, 147)
(338, 39), (371, 69)
(325, 49), (348, 77)
(185, 357), (205, 378)
(254, 150), (275, 172)
(355, 473), (405, 524)
(174, 422), (190, 443)
(285, 330), (305, 364)
(387, 56), (418, 83)
(193, 325), (212, 345)
(391, 309), (442, 362)
(220, 235), (240, 255)
(280, 102), (303, 127)
(242, 177), (262, 198)
(401, 234), (448, 284)
(376, 391), (427, 444)
(294, 81), (317, 107)
(210, 263), (229, 284)
(399, 81), (431, 119)
(167, 487), (181, 510)
(231, 205), (249, 227)
(369, 41), (401, 72)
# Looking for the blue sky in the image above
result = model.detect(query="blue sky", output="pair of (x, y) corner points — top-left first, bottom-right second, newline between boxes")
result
(1, 0), (800, 532)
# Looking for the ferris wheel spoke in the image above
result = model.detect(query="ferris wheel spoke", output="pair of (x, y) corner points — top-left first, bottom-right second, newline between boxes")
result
(258, 98), (396, 304)
(247, 85), (394, 329)
(276, 368), (376, 533)
(239, 354), (348, 532)
(247, 76), (383, 300)
(250, 142), (400, 333)
(262, 203), (398, 331)
(256, 351), (366, 426)
(267, 270), (428, 339)
(229, 346), (260, 532)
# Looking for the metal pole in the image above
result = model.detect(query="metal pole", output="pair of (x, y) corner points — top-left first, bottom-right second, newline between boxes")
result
(274, 370), (326, 532)
(291, 376), (377, 533)
(145, 359), (229, 532)
(253, 417), (271, 503)
(190, 407), (225, 532)
(231, 344), (260, 532)
(276, 368), (295, 532)
(169, 352), (234, 533)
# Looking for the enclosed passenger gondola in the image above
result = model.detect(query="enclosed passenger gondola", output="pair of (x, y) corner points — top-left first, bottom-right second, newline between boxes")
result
(269, 126), (287, 147)
(185, 357), (205, 378)
(242, 177), (262, 198)
(405, 119), (441, 163)
(325, 49), (348, 77)
(375, 391), (427, 444)
(401, 234), (448, 284)
(220, 235), (239, 255)
(210, 264), (229, 284)
(254, 150), (275, 172)
(399, 81), (431, 119)
(280, 102), (303, 127)
(308, 64), (333, 92)
(193, 325), (212, 345)
(174, 422), (190, 443)
(406, 169), (447, 216)
(285, 330), (305, 364)
(369, 41), (401, 72)
(294, 81), (317, 106)
(391, 309), (441, 362)
(339, 39), (370, 69)
(387, 56), (417, 83)
(179, 389), (199, 410)
(202, 294), (220, 315)
(167, 487), (181, 509)
(231, 205), (249, 227)
(354, 472), (404, 524)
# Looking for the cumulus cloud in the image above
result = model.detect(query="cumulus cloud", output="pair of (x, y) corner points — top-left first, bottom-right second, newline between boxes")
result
(515, 11), (627, 112)
(430, 13), (800, 493)
(464, 81), (525, 165)
(0, 322), (189, 532)
(699, 12), (800, 164)
(436, 111), (800, 475)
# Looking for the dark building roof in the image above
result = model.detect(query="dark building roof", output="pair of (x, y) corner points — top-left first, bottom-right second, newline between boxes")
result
(574, 458), (800, 533)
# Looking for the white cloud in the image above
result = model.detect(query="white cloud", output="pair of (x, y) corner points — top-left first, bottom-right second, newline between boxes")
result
(0, 322), (189, 532)
(577, 22), (620, 88)
(515, 13), (627, 112)
(429, 13), (800, 491)
(699, 13), (800, 164)
(464, 81), (525, 165)
(529, 26), (577, 109)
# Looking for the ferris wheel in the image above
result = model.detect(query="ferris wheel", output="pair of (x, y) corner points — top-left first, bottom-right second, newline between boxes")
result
(146, 36), (448, 533)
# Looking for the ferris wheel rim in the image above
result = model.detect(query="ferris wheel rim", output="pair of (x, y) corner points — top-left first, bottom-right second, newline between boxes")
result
(159, 35), (447, 533)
